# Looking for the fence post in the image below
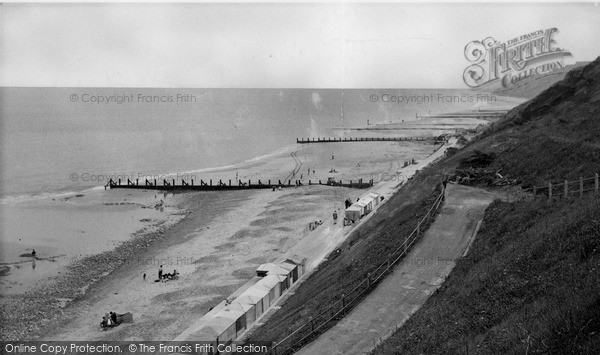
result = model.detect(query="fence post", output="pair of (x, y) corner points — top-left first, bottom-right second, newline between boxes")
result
(596, 173), (599, 194)
(548, 182), (552, 199)
(580, 177), (584, 197)
(564, 179), (568, 198)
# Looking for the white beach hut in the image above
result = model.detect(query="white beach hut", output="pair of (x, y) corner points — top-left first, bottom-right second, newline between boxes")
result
(345, 205), (363, 222)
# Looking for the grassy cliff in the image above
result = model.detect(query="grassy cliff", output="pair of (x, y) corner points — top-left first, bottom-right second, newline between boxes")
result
(373, 58), (600, 354)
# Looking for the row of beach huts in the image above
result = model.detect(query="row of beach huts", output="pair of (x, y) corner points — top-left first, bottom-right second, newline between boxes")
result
(175, 257), (306, 353)
(174, 193), (384, 354)
(345, 192), (382, 222)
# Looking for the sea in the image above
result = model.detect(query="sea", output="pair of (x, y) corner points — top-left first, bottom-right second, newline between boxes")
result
(0, 87), (517, 293)
(0, 87), (514, 200)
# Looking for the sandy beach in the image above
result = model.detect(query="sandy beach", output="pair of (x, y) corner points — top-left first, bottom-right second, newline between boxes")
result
(0, 112), (510, 341)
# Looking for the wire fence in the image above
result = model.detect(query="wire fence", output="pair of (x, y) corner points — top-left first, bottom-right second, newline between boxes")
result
(521, 173), (599, 200)
(267, 187), (446, 355)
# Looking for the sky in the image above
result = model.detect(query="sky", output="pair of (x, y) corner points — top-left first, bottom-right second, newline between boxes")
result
(1, 2), (599, 88)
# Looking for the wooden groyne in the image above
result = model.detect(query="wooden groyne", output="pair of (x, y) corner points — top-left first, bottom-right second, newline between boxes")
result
(416, 110), (507, 120)
(108, 178), (374, 191)
(296, 136), (435, 144)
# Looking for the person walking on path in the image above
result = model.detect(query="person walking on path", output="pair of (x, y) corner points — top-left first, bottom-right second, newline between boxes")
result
(333, 211), (338, 224)
(158, 265), (163, 280)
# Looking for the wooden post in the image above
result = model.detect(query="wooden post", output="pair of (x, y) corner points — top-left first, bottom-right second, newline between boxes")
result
(564, 180), (568, 198)
(548, 182), (552, 199)
(596, 173), (599, 194)
(580, 177), (584, 197)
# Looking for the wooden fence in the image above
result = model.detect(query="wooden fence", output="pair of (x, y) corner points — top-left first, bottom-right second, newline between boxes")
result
(523, 173), (599, 200)
(264, 187), (446, 355)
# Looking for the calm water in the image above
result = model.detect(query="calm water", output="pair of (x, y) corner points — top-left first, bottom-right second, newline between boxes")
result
(1, 87), (499, 201)
(0, 87), (515, 292)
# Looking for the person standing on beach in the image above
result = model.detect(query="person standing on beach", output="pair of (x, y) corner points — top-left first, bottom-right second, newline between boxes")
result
(143, 273), (146, 281)
(158, 265), (163, 280)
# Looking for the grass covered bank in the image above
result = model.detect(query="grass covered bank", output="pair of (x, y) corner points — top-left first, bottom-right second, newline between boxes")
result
(373, 195), (600, 354)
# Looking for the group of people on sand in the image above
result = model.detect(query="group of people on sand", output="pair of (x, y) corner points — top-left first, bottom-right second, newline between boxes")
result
(157, 265), (179, 282)
(100, 311), (119, 329)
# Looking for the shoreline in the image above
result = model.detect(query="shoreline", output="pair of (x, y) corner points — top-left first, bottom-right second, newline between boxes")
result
(0, 194), (189, 340)
(0, 116), (495, 341)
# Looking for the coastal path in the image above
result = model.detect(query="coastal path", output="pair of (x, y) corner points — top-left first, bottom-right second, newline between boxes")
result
(296, 183), (499, 355)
